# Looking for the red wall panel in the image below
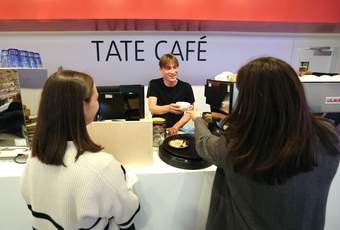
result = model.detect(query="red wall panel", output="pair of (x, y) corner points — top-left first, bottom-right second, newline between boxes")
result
(0, 0), (339, 32)
(0, 0), (339, 23)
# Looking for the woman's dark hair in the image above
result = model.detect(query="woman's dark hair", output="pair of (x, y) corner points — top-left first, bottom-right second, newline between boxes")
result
(32, 69), (103, 165)
(224, 57), (339, 184)
(159, 53), (179, 69)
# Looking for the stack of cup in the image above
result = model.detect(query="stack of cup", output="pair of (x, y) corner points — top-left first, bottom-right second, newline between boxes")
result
(0, 48), (43, 68)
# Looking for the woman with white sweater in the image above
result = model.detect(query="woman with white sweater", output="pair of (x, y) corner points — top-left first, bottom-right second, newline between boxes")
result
(21, 69), (140, 230)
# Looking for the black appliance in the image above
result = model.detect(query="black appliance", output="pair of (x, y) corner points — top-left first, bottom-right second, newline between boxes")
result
(311, 72), (338, 77)
(159, 134), (212, 170)
(96, 85), (144, 121)
(204, 79), (237, 113)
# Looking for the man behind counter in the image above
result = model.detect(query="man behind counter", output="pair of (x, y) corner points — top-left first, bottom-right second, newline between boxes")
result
(147, 54), (195, 135)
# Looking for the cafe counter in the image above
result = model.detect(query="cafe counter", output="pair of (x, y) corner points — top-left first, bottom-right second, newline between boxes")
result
(1, 149), (340, 230)
(0, 149), (216, 230)
(1, 118), (340, 230)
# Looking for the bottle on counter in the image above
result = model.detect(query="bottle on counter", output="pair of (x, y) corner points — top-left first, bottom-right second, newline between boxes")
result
(33, 52), (43, 68)
(8, 48), (20, 67)
(28, 51), (37, 68)
(19, 50), (31, 68)
(0, 49), (9, 67)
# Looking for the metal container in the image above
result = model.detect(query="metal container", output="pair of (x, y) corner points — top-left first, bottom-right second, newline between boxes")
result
(152, 117), (166, 147)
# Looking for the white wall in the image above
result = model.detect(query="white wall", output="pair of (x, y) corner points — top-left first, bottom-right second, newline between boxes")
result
(1, 31), (340, 87)
(1, 30), (331, 119)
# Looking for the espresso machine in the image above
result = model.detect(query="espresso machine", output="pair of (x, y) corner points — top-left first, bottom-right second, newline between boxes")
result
(203, 79), (238, 135)
(301, 76), (340, 125)
(204, 76), (340, 128)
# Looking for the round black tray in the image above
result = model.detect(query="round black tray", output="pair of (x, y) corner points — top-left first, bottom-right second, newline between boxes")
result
(159, 134), (212, 170)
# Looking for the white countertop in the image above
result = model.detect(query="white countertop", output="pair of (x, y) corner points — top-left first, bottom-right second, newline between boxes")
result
(1, 147), (340, 230)
(0, 147), (29, 177)
(0, 147), (216, 178)
(0, 147), (216, 230)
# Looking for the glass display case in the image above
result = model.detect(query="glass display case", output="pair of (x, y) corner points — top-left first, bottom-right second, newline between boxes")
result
(0, 68), (47, 149)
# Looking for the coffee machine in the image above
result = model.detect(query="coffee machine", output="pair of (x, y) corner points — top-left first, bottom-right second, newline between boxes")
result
(301, 76), (340, 126)
(204, 76), (340, 127)
(203, 79), (238, 135)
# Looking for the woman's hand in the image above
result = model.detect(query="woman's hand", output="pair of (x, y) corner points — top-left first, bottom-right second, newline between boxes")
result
(211, 112), (228, 121)
(167, 126), (179, 136)
(186, 107), (200, 121)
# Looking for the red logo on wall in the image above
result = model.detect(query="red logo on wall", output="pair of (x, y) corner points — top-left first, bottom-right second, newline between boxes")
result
(325, 97), (340, 104)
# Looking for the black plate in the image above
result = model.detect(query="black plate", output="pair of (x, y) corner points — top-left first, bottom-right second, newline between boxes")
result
(161, 134), (200, 160)
(159, 148), (211, 170)
(159, 134), (212, 170)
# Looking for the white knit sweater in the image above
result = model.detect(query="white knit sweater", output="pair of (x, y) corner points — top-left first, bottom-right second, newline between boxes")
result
(20, 142), (140, 230)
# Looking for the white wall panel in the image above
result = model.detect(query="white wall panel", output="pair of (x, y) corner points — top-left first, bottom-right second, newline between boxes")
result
(2, 32), (339, 86)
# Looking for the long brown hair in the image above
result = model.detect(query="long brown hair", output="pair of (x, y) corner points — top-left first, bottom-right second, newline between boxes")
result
(224, 57), (339, 184)
(32, 70), (103, 165)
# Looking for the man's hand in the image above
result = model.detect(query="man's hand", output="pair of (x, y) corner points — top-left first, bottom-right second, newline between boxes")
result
(168, 103), (183, 114)
(167, 126), (179, 136)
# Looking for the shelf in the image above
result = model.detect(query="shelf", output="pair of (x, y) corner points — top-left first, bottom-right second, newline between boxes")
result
(0, 19), (340, 33)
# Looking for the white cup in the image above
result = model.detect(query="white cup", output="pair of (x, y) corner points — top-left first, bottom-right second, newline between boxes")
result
(176, 101), (191, 111)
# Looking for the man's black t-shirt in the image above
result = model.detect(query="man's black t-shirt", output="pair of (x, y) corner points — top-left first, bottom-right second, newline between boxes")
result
(147, 78), (195, 128)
